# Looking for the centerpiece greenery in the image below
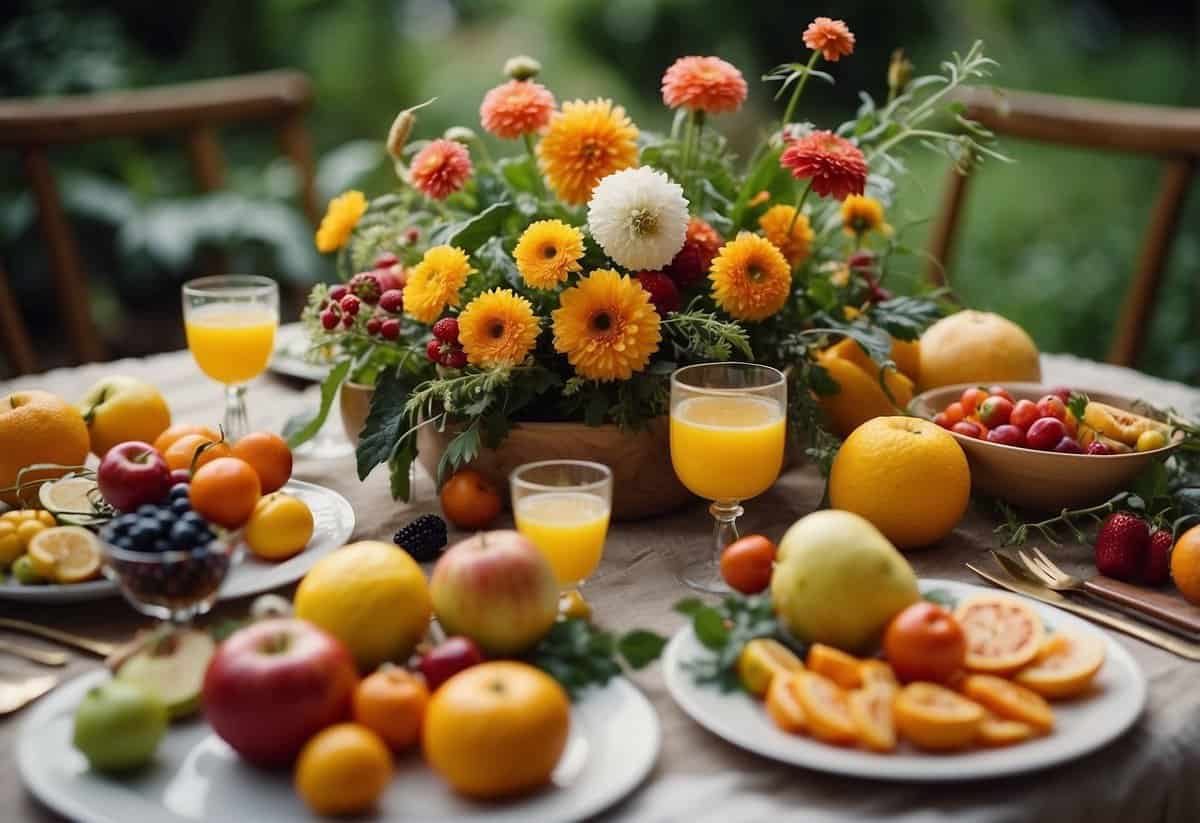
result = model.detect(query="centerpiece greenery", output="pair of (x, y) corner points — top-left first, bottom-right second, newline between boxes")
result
(291, 17), (1005, 500)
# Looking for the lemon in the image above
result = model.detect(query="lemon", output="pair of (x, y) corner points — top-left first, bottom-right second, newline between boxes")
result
(294, 541), (432, 670)
(244, 493), (314, 561)
(39, 476), (104, 526)
(28, 526), (102, 584)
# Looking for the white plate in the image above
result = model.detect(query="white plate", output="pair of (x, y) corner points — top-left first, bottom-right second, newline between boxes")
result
(17, 671), (659, 823)
(0, 480), (355, 605)
(269, 324), (333, 382)
(663, 578), (1146, 782)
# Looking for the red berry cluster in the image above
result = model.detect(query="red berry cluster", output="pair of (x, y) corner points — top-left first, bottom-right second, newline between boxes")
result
(318, 253), (409, 340)
(935, 385), (1087, 453)
(1094, 512), (1172, 584)
(663, 217), (722, 289)
(635, 271), (681, 316)
(848, 251), (892, 303)
(426, 318), (466, 369)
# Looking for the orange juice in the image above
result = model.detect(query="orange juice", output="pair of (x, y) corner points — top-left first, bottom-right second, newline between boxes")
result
(514, 491), (610, 586)
(670, 395), (786, 501)
(185, 306), (277, 385)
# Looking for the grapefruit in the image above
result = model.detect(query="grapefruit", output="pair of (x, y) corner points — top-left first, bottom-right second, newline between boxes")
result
(1013, 631), (1106, 699)
(893, 682), (984, 751)
(918, 310), (1041, 390)
(954, 594), (1044, 675)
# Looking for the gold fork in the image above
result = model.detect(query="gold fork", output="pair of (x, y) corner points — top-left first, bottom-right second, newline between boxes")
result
(0, 674), (58, 715)
(0, 618), (116, 657)
(1016, 547), (1200, 636)
(0, 638), (67, 666)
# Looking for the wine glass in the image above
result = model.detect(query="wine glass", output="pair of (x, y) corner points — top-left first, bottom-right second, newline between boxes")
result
(182, 276), (279, 442)
(511, 460), (612, 590)
(670, 363), (787, 593)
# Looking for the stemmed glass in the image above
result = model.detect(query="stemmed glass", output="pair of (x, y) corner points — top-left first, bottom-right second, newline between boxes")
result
(511, 460), (613, 591)
(182, 276), (279, 442)
(670, 363), (787, 593)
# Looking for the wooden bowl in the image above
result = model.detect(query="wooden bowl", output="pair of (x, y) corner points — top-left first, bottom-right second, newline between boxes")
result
(911, 382), (1180, 511)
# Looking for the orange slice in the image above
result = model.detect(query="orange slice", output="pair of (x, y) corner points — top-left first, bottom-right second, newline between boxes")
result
(954, 595), (1044, 674)
(976, 713), (1037, 747)
(765, 672), (807, 734)
(27, 525), (102, 584)
(738, 638), (804, 698)
(848, 687), (896, 752)
(807, 643), (863, 690)
(793, 672), (857, 745)
(1014, 632), (1106, 700)
(892, 682), (984, 751)
(959, 674), (1054, 734)
(859, 659), (899, 693)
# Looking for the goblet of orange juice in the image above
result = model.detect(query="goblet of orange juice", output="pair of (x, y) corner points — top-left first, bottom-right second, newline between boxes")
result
(183, 276), (279, 442)
(511, 460), (613, 590)
(670, 362), (787, 593)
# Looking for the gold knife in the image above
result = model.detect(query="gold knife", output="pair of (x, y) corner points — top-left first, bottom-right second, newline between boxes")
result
(966, 553), (1200, 661)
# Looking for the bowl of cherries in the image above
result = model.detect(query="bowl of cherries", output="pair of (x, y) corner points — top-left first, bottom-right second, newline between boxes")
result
(913, 383), (1180, 511)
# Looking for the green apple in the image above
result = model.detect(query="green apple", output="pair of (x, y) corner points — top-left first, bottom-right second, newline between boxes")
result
(73, 679), (167, 773)
(116, 629), (215, 720)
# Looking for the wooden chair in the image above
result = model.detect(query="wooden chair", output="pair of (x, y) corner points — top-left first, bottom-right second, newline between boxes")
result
(0, 70), (320, 374)
(928, 86), (1200, 367)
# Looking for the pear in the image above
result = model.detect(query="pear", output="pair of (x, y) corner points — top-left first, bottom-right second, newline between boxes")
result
(116, 629), (215, 720)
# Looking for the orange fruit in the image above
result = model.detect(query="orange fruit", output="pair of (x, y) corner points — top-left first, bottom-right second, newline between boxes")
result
(232, 431), (293, 494)
(959, 674), (1054, 734)
(153, 423), (220, 455)
(892, 682), (984, 751)
(0, 391), (90, 506)
(848, 687), (897, 752)
(243, 493), (313, 560)
(1013, 631), (1106, 699)
(353, 666), (429, 751)
(440, 469), (502, 530)
(918, 310), (1041, 391)
(294, 723), (393, 816)
(882, 602), (966, 684)
(163, 433), (232, 473)
(78, 376), (171, 457)
(189, 457), (261, 528)
(791, 671), (857, 745)
(954, 595), (1044, 675)
(828, 417), (970, 549)
(1170, 525), (1200, 605)
(423, 661), (569, 799)
(806, 643), (863, 690)
(765, 672), (807, 734)
(816, 338), (915, 437)
(976, 713), (1036, 747)
(737, 638), (804, 697)
(858, 660), (899, 693)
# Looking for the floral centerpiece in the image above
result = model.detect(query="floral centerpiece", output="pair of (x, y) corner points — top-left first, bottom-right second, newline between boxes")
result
(292, 19), (1005, 505)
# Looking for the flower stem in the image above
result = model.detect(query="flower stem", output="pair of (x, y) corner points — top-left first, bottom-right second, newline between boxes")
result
(781, 51), (821, 126)
(786, 180), (813, 235)
(522, 132), (547, 199)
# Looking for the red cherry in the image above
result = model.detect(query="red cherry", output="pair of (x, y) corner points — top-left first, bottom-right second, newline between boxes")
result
(426, 339), (442, 362)
(952, 421), (982, 438)
(340, 295), (360, 316)
(329, 285), (348, 302)
(987, 424), (1025, 447)
(933, 412), (952, 429)
(1010, 399), (1039, 431)
(379, 319), (400, 340)
(379, 289), (405, 314)
(1036, 394), (1067, 421)
(1048, 386), (1072, 403)
(320, 310), (338, 330)
(341, 314), (354, 328)
(960, 387), (988, 416)
(978, 396), (1013, 427)
(365, 317), (382, 335)
(444, 348), (467, 369)
(1054, 437), (1084, 454)
(1027, 417), (1067, 450)
(1087, 441), (1114, 455)
(987, 386), (1015, 404)
(433, 317), (460, 344)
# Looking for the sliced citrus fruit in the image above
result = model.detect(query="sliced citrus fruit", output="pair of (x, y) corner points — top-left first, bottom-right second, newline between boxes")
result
(848, 687), (896, 752)
(959, 674), (1054, 734)
(954, 595), (1044, 674)
(807, 643), (863, 690)
(976, 713), (1036, 747)
(859, 659), (899, 693)
(1013, 631), (1106, 700)
(738, 638), (804, 698)
(892, 682), (984, 751)
(1082, 401), (1167, 447)
(792, 671), (857, 745)
(38, 475), (104, 526)
(27, 525), (102, 584)
(765, 672), (807, 734)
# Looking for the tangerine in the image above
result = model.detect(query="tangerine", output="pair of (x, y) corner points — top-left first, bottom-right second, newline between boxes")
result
(153, 424), (220, 456)
(848, 686), (897, 752)
(440, 469), (501, 530)
(0, 391), (90, 506)
(976, 713), (1036, 747)
(163, 433), (232, 473)
(232, 431), (293, 494)
(1170, 525), (1200, 605)
(806, 643), (863, 690)
(959, 674), (1054, 733)
(189, 457), (261, 528)
(765, 672), (807, 733)
(892, 682), (984, 751)
(1013, 631), (1106, 699)
(353, 666), (429, 751)
(294, 723), (393, 816)
(791, 671), (857, 745)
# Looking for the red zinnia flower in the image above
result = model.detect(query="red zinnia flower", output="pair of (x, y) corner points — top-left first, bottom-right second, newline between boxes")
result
(661, 56), (748, 115)
(409, 139), (472, 200)
(780, 130), (868, 201)
(663, 216), (724, 288)
(479, 79), (556, 140)
(803, 17), (855, 62)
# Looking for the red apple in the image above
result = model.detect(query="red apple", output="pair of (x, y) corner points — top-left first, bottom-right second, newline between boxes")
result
(97, 441), (171, 512)
(202, 618), (357, 768)
(419, 636), (484, 691)
(429, 530), (559, 656)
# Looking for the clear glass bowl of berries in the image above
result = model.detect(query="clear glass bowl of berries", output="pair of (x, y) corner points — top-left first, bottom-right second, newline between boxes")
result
(99, 483), (243, 624)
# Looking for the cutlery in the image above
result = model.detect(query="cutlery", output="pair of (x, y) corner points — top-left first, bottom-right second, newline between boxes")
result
(0, 638), (67, 667)
(0, 618), (116, 658)
(1016, 546), (1200, 636)
(965, 553), (1200, 661)
(0, 674), (58, 715)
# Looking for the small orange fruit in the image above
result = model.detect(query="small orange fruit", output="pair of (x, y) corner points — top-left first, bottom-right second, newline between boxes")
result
(163, 433), (232, 473)
(765, 672), (807, 734)
(244, 493), (313, 560)
(848, 687), (897, 752)
(791, 671), (857, 745)
(976, 713), (1037, 747)
(153, 423), (220, 456)
(294, 723), (393, 816)
(737, 638), (804, 697)
(189, 457), (261, 528)
(892, 682), (984, 751)
(232, 431), (293, 494)
(858, 659), (899, 693)
(1013, 631), (1106, 699)
(954, 595), (1044, 675)
(806, 643), (863, 690)
(1170, 525), (1200, 605)
(353, 666), (430, 752)
(959, 674), (1054, 734)
(440, 469), (502, 530)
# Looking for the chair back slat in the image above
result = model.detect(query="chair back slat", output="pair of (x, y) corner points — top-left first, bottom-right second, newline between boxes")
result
(185, 125), (227, 191)
(0, 265), (36, 375)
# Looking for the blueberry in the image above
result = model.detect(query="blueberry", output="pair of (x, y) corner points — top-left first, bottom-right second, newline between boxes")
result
(156, 510), (177, 527)
(195, 527), (215, 546)
(170, 497), (191, 515)
(116, 513), (139, 531)
(170, 521), (200, 548)
(113, 535), (134, 552)
(181, 511), (206, 528)
(128, 522), (158, 550)
(136, 504), (159, 517)
(169, 483), (190, 501)
(152, 538), (172, 553)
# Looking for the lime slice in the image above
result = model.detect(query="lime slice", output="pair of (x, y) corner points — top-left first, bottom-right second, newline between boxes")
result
(38, 476), (106, 526)
(117, 630), (216, 719)
(27, 526), (102, 584)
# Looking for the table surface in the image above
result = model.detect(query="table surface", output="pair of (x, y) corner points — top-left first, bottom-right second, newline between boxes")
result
(2, 346), (1199, 823)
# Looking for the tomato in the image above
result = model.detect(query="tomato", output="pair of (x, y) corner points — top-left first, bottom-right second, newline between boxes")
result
(719, 535), (776, 594)
(440, 470), (501, 530)
(1035, 395), (1067, 421)
(951, 421), (982, 439)
(986, 424), (1025, 447)
(987, 386), (1015, 404)
(977, 396), (1013, 427)
(942, 402), (966, 425)
(1009, 399), (1039, 431)
(933, 413), (952, 429)
(882, 602), (967, 684)
(959, 387), (988, 416)
(1047, 385), (1072, 403)
(1026, 417), (1067, 450)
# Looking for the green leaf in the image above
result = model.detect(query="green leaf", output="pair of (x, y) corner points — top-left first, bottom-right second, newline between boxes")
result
(498, 156), (538, 193)
(355, 367), (412, 481)
(617, 630), (667, 670)
(693, 607), (730, 650)
(436, 423), (481, 486)
(1133, 461), (1169, 503)
(841, 325), (893, 365)
(729, 145), (784, 231)
(427, 202), (513, 253)
(674, 597), (706, 617)
(806, 277), (837, 313)
(922, 588), (958, 609)
(1067, 392), (1089, 423)
(284, 359), (351, 448)
(387, 437), (417, 501)
(867, 296), (944, 342)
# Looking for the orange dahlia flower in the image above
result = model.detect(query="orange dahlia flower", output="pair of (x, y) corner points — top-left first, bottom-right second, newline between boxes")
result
(661, 56), (747, 114)
(479, 79), (556, 140)
(780, 130), (868, 201)
(409, 139), (472, 200)
(803, 17), (855, 62)
(537, 99), (639, 206)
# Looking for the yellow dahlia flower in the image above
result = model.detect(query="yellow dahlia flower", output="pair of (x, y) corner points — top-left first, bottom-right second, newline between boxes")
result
(403, 245), (473, 324)
(709, 233), (792, 322)
(840, 194), (892, 237)
(758, 204), (814, 266)
(458, 289), (540, 367)
(537, 99), (639, 206)
(514, 220), (585, 288)
(314, 190), (367, 253)
(552, 269), (661, 382)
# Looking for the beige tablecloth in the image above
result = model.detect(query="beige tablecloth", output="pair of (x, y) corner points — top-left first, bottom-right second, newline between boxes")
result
(1, 349), (1198, 823)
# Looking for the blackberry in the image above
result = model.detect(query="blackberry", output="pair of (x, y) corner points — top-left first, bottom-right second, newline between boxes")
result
(393, 514), (448, 562)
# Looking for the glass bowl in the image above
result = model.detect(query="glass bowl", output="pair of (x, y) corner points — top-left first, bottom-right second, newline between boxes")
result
(102, 536), (243, 623)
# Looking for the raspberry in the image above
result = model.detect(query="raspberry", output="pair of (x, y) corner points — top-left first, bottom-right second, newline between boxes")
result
(426, 339), (443, 362)
(635, 271), (681, 316)
(443, 348), (467, 369)
(432, 317), (460, 344)
(376, 267), (406, 293)
(664, 217), (722, 288)
(341, 313), (354, 328)
(320, 310), (338, 330)
(329, 285), (348, 302)
(373, 252), (399, 270)
(380, 318), (401, 340)
(379, 289), (405, 314)
(340, 295), (360, 316)
(365, 316), (382, 336)
(348, 272), (382, 305)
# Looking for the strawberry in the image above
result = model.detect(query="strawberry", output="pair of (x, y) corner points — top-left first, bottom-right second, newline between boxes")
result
(1143, 528), (1173, 585)
(1093, 512), (1149, 581)
(635, 271), (681, 316)
(348, 272), (382, 305)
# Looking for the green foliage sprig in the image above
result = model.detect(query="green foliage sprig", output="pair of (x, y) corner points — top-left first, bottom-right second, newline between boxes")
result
(674, 594), (802, 693)
(527, 618), (666, 701)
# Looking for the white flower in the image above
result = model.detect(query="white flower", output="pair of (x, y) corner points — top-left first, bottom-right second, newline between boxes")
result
(587, 166), (689, 271)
